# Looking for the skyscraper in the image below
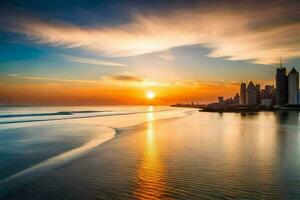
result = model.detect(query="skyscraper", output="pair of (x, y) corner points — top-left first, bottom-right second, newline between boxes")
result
(288, 68), (299, 105)
(234, 93), (240, 105)
(276, 66), (288, 105)
(218, 96), (224, 103)
(261, 85), (276, 104)
(240, 82), (246, 105)
(246, 81), (257, 106)
(255, 84), (261, 104)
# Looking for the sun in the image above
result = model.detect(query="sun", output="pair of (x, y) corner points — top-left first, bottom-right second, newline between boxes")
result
(146, 91), (155, 99)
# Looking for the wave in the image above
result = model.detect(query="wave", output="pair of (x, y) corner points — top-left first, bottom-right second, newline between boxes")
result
(0, 125), (116, 198)
(0, 107), (190, 198)
(0, 110), (108, 118)
(0, 109), (173, 125)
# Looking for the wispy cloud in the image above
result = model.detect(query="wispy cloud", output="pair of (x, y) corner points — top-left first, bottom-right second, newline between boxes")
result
(61, 54), (127, 67)
(16, 76), (99, 84)
(102, 73), (170, 87)
(7, 74), (20, 77)
(102, 73), (143, 82)
(8, 72), (169, 87)
(2, 3), (300, 64)
(156, 50), (175, 60)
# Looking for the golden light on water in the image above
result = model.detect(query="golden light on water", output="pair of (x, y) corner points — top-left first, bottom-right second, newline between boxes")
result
(134, 107), (166, 199)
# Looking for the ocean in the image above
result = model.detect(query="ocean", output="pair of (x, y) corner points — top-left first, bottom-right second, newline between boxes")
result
(0, 106), (300, 199)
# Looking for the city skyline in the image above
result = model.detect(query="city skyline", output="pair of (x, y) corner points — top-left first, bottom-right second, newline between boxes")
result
(142, 62), (300, 107)
(199, 64), (299, 111)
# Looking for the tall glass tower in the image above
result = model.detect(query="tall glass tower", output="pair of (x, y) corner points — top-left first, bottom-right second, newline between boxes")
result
(276, 63), (288, 105)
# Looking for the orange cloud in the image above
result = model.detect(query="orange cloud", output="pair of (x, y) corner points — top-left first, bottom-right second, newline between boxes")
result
(102, 73), (143, 82)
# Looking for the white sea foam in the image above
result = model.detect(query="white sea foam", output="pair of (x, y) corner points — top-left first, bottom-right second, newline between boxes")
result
(0, 106), (182, 130)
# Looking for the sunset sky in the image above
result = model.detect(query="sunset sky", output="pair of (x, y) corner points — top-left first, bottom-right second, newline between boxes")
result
(0, 0), (300, 105)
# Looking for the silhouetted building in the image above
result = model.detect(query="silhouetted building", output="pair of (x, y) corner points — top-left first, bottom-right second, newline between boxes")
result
(265, 85), (275, 99)
(288, 68), (299, 105)
(234, 93), (239, 105)
(240, 82), (247, 105)
(276, 66), (288, 105)
(246, 81), (257, 105)
(255, 84), (261, 104)
(206, 62), (299, 109)
(225, 97), (235, 104)
(299, 89), (300, 104)
(218, 96), (224, 103)
(261, 85), (275, 105)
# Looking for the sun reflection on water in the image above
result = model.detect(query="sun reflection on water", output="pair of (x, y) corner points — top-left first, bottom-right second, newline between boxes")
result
(134, 106), (166, 199)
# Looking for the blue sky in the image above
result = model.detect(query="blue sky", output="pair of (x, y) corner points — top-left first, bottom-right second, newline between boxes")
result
(0, 0), (299, 104)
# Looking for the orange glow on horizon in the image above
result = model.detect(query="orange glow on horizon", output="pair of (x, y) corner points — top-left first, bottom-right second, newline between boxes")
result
(0, 79), (245, 105)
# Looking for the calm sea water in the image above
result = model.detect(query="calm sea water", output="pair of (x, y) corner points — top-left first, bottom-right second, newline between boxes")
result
(1, 106), (300, 199)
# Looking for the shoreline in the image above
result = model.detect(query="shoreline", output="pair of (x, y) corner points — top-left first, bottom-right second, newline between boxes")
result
(199, 108), (300, 113)
(170, 105), (300, 113)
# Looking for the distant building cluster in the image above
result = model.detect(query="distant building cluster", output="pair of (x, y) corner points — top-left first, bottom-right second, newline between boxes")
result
(217, 94), (239, 105)
(239, 81), (275, 108)
(171, 102), (206, 108)
(207, 63), (299, 110)
(172, 61), (300, 111)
